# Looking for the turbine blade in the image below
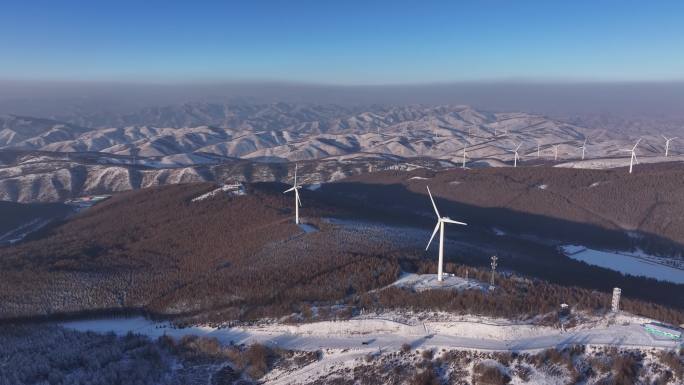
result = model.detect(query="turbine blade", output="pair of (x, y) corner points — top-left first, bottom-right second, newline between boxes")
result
(426, 186), (440, 217)
(632, 138), (642, 150)
(426, 221), (440, 250)
(296, 190), (302, 207)
(442, 218), (467, 226)
(284, 187), (295, 193)
(515, 143), (522, 151)
(633, 153), (639, 164)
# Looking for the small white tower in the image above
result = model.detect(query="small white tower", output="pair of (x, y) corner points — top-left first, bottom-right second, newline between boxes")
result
(611, 287), (621, 312)
(489, 256), (498, 289)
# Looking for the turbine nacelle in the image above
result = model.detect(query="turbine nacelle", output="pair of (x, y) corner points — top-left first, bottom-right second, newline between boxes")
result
(283, 186), (302, 206)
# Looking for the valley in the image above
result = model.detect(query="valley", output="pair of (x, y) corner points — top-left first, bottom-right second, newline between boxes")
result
(2, 104), (683, 385)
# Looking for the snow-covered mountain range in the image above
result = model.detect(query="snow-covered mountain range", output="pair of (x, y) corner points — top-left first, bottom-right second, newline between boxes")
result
(1, 103), (681, 202)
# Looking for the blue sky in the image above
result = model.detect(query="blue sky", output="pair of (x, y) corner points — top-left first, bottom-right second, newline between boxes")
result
(1, 1), (683, 84)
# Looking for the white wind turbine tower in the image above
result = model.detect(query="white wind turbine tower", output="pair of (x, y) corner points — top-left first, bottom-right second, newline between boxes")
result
(509, 142), (522, 167)
(580, 138), (587, 160)
(552, 144), (560, 161)
(283, 164), (302, 224)
(425, 186), (467, 281)
(662, 135), (677, 157)
(461, 146), (468, 169)
(621, 138), (641, 174)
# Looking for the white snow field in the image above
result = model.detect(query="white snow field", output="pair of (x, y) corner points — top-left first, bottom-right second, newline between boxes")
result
(391, 273), (487, 292)
(62, 312), (681, 354)
(60, 311), (683, 384)
(190, 183), (245, 202)
(556, 154), (684, 170)
(561, 245), (684, 284)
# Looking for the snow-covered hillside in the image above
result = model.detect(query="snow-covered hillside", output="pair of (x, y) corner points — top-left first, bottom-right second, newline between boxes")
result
(61, 310), (684, 385)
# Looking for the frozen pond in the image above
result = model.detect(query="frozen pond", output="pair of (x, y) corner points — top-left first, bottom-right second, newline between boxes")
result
(561, 245), (684, 284)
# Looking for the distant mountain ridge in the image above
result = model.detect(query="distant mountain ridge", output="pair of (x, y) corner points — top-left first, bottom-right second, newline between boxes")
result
(1, 104), (591, 161)
(1, 103), (682, 202)
(0, 114), (89, 149)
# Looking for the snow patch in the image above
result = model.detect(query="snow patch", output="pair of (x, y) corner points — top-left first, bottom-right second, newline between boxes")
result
(560, 245), (684, 284)
(298, 223), (318, 233)
(392, 273), (487, 292)
(191, 183), (245, 202)
(60, 311), (680, 354)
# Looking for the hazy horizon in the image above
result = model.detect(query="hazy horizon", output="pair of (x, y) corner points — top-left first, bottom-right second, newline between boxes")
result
(3, 1), (684, 121)
(2, 80), (684, 122)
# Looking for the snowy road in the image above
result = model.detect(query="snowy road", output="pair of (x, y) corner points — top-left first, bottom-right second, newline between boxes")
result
(62, 316), (681, 353)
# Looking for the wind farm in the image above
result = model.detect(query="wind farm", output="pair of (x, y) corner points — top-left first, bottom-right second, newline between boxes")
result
(3, 110), (684, 385)
(2, 1), (684, 383)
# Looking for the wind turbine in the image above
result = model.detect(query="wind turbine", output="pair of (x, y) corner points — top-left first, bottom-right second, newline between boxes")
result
(553, 145), (560, 161)
(509, 142), (522, 167)
(662, 135), (677, 157)
(621, 138), (641, 174)
(283, 164), (302, 224)
(425, 186), (467, 281)
(536, 140), (541, 158)
(580, 138), (587, 160)
(461, 146), (468, 169)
